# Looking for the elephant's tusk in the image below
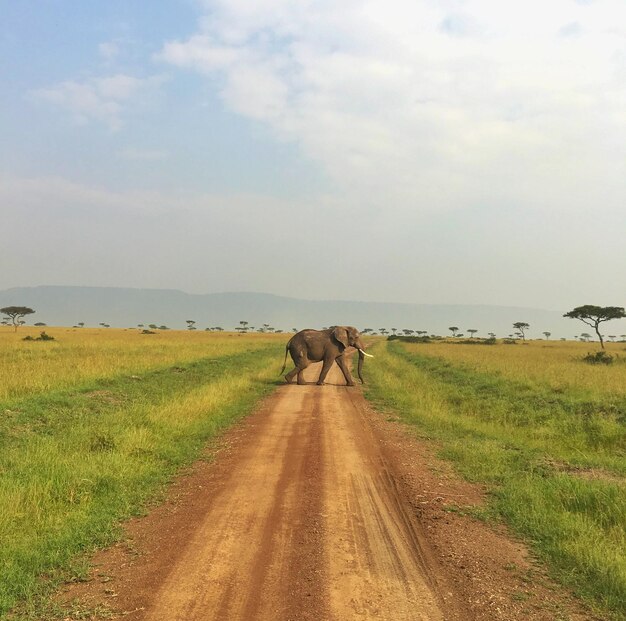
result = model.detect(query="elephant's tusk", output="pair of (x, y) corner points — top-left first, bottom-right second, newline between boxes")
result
(358, 349), (374, 358)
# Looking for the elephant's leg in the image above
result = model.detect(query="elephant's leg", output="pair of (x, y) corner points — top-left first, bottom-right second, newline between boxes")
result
(285, 349), (311, 385)
(286, 362), (310, 384)
(295, 357), (314, 384)
(335, 355), (355, 386)
(297, 367), (308, 385)
(316, 356), (335, 385)
(287, 362), (311, 385)
(284, 367), (298, 383)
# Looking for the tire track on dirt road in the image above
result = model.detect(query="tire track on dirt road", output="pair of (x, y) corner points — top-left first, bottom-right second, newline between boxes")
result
(321, 385), (450, 620)
(142, 386), (328, 621)
(59, 364), (466, 620)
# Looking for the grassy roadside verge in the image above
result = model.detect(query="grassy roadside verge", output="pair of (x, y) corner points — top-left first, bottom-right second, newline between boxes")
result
(1, 344), (283, 619)
(363, 340), (626, 621)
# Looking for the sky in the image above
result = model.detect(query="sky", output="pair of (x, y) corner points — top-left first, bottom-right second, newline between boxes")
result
(2, 0), (625, 310)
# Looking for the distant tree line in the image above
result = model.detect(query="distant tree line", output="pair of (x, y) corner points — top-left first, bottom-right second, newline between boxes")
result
(3, 303), (626, 345)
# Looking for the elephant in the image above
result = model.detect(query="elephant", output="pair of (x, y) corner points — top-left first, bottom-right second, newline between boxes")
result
(280, 326), (373, 386)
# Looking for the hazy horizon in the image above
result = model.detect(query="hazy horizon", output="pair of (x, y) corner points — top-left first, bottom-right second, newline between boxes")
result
(3, 1), (626, 309)
(0, 283), (601, 313)
(4, 285), (626, 339)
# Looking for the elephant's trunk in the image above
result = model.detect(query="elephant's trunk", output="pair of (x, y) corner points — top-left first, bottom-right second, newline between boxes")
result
(357, 348), (364, 383)
(356, 347), (372, 384)
(354, 348), (362, 384)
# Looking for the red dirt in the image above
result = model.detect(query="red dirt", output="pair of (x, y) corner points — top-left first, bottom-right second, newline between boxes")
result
(58, 364), (600, 620)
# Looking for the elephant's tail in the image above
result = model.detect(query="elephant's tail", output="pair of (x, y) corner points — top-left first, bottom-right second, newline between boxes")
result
(279, 337), (293, 375)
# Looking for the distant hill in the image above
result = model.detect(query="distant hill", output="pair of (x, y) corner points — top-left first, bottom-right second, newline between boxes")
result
(0, 286), (607, 339)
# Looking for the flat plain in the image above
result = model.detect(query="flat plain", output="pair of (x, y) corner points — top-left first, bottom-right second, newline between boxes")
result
(1, 328), (624, 620)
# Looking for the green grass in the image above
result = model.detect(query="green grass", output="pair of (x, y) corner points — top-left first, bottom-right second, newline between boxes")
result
(364, 339), (626, 620)
(0, 344), (283, 620)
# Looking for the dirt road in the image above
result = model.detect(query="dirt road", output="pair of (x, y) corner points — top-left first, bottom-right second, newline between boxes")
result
(59, 362), (595, 621)
(140, 364), (454, 620)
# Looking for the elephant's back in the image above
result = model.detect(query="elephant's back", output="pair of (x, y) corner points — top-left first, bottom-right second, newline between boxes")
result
(301, 330), (328, 360)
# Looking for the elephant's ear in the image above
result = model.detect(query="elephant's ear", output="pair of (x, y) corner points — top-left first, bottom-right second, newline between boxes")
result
(332, 327), (349, 349)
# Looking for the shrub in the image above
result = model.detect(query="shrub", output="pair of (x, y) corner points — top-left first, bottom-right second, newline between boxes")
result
(22, 331), (55, 342)
(582, 351), (614, 365)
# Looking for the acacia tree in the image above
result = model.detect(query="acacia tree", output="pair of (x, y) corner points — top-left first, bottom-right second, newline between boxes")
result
(543, 331), (551, 340)
(1, 306), (35, 332)
(564, 305), (626, 349)
(467, 329), (478, 338)
(448, 326), (459, 337)
(513, 322), (529, 341)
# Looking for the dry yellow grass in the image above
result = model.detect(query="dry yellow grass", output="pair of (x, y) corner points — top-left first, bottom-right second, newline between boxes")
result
(0, 327), (286, 402)
(403, 339), (626, 398)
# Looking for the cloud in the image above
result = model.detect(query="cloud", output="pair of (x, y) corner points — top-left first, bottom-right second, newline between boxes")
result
(33, 73), (167, 130)
(155, 0), (626, 217)
(10, 1), (626, 308)
(439, 13), (484, 37)
(559, 21), (584, 37)
(159, 35), (240, 72)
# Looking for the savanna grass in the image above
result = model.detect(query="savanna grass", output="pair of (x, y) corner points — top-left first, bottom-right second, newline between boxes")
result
(403, 338), (626, 398)
(364, 339), (626, 620)
(0, 327), (279, 402)
(0, 335), (285, 619)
